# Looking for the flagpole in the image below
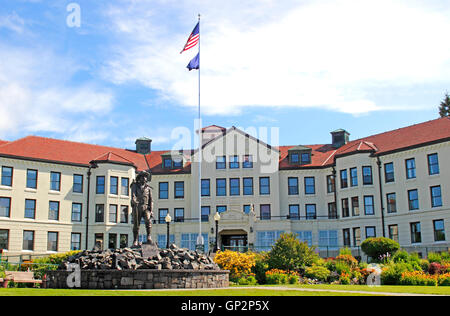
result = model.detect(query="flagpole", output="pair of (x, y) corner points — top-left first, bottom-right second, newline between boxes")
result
(197, 13), (204, 251)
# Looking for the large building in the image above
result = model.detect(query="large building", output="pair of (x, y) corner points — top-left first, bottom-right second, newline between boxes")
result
(0, 118), (449, 258)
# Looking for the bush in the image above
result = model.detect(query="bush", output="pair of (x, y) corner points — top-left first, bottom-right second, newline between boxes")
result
(381, 261), (420, 285)
(214, 250), (256, 282)
(266, 233), (319, 271)
(252, 252), (269, 285)
(265, 269), (290, 285)
(32, 250), (81, 279)
(360, 237), (400, 262)
(304, 265), (330, 282)
(237, 275), (258, 285)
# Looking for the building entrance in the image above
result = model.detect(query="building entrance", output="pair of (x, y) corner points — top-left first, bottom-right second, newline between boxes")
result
(221, 234), (248, 252)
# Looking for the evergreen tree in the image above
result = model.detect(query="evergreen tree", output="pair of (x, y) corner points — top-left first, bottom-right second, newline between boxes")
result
(439, 93), (450, 117)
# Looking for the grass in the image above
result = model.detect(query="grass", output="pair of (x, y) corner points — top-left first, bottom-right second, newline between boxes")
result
(0, 284), (449, 296)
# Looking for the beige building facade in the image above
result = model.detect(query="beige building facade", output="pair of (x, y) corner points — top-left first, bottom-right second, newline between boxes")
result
(0, 118), (449, 258)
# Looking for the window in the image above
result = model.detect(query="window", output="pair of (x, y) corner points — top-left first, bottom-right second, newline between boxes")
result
(175, 208), (184, 222)
(201, 179), (210, 197)
(229, 155), (239, 169)
(365, 226), (376, 238)
(181, 233), (209, 252)
(159, 182), (169, 199)
(362, 166), (373, 185)
(1, 166), (12, 186)
(295, 231), (312, 246)
(110, 176), (118, 195)
(341, 198), (350, 218)
(94, 233), (104, 251)
(216, 178), (226, 196)
(243, 178), (253, 195)
(410, 222), (422, 243)
(120, 206), (129, 223)
(428, 153), (440, 175)
(431, 186), (442, 208)
(319, 230), (338, 249)
(229, 178), (240, 196)
(328, 202), (337, 219)
(201, 206), (210, 222)
(25, 199), (36, 219)
(306, 204), (317, 220)
(216, 156), (226, 169)
(353, 227), (361, 246)
(289, 205), (299, 220)
(173, 157), (183, 168)
(351, 197), (360, 216)
(0, 229), (9, 250)
(389, 225), (399, 243)
(304, 177), (315, 195)
(256, 231), (284, 252)
(71, 203), (82, 222)
(343, 229), (351, 247)
(408, 189), (419, 211)
(0, 197), (11, 218)
(291, 153), (299, 164)
(406, 158), (416, 179)
(384, 163), (395, 183)
(108, 233), (117, 249)
(364, 196), (375, 215)
(174, 181), (184, 198)
(301, 153), (311, 164)
(243, 205), (251, 214)
(158, 209), (168, 224)
(288, 177), (298, 195)
(48, 232), (58, 252)
(243, 155), (253, 168)
(158, 234), (175, 248)
(50, 172), (61, 191)
(109, 204), (118, 223)
(96, 176), (105, 194)
(350, 167), (358, 187)
(121, 178), (129, 196)
(433, 220), (446, 242)
(163, 158), (172, 169)
(120, 234), (128, 248)
(259, 177), (270, 195)
(73, 174), (83, 193)
(216, 205), (227, 213)
(327, 175), (336, 193)
(260, 204), (271, 220)
(71, 233), (81, 251)
(95, 204), (104, 222)
(386, 193), (397, 213)
(23, 230), (34, 251)
(340, 170), (348, 188)
(49, 201), (59, 220)
(26, 169), (38, 189)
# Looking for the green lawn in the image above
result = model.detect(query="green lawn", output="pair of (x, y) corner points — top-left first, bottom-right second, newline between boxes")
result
(0, 284), (449, 296)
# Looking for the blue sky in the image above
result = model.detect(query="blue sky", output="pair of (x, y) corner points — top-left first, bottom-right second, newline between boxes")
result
(0, 0), (449, 151)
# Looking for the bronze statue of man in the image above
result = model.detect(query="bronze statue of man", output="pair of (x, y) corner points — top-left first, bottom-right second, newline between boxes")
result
(131, 170), (154, 246)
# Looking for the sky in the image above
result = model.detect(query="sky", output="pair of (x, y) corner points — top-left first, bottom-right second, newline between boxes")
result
(0, 0), (449, 151)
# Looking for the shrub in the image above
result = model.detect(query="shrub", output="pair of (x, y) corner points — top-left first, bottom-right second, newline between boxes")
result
(381, 262), (414, 285)
(400, 271), (438, 286)
(335, 254), (358, 268)
(237, 275), (258, 285)
(360, 237), (400, 262)
(304, 265), (330, 282)
(214, 250), (256, 282)
(429, 262), (446, 275)
(339, 247), (353, 256)
(252, 252), (269, 285)
(265, 269), (291, 285)
(266, 233), (319, 271)
(32, 250), (81, 279)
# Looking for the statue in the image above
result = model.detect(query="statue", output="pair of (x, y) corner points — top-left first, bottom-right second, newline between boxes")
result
(131, 170), (154, 246)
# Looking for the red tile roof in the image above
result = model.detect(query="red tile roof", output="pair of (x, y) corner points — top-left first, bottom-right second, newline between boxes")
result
(0, 140), (9, 146)
(0, 118), (448, 172)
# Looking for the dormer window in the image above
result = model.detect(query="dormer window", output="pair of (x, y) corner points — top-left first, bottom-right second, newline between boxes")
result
(162, 151), (184, 169)
(288, 146), (312, 165)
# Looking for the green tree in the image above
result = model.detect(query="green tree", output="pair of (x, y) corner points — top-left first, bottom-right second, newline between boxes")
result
(266, 233), (319, 271)
(360, 237), (400, 262)
(439, 93), (450, 117)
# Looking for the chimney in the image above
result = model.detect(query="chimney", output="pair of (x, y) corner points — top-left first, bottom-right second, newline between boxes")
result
(135, 137), (152, 155)
(331, 129), (350, 148)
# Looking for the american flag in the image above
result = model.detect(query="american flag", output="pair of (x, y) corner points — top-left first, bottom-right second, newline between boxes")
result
(180, 22), (199, 54)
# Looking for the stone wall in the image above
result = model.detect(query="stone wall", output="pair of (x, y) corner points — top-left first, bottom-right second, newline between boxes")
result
(45, 269), (229, 289)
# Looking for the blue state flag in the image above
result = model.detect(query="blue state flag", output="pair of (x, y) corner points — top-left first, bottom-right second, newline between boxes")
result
(187, 53), (199, 71)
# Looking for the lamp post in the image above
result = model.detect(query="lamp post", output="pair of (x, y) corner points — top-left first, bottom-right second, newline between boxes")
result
(214, 212), (221, 252)
(165, 213), (172, 249)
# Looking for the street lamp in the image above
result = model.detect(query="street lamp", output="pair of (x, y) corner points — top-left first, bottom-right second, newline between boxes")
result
(165, 213), (172, 249)
(214, 212), (221, 252)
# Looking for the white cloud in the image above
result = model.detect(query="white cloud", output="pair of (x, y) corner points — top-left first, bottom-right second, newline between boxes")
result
(102, 0), (450, 115)
(0, 12), (25, 33)
(0, 44), (115, 140)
